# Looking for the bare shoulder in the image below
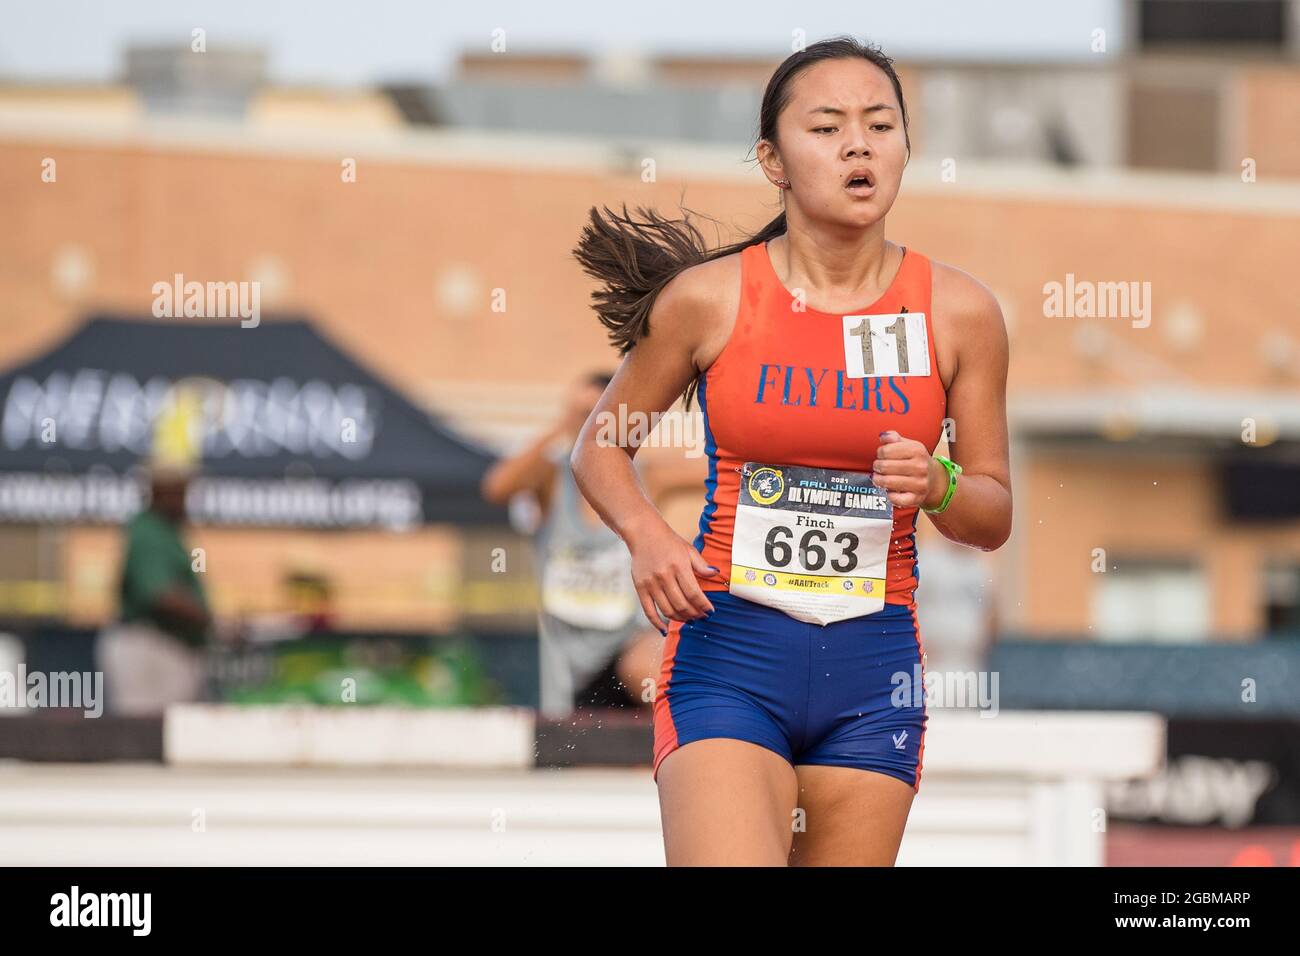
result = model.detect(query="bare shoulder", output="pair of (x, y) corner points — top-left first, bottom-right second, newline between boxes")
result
(932, 259), (1008, 374)
(931, 259), (1005, 334)
(927, 259), (1007, 387)
(650, 248), (743, 371)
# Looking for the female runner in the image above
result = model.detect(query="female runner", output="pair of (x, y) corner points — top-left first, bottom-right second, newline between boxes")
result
(570, 35), (1012, 866)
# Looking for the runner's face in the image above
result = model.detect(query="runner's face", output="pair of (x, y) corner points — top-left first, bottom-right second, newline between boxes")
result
(772, 59), (907, 228)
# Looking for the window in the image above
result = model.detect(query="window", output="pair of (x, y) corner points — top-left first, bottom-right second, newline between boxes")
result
(1092, 559), (1210, 642)
(1263, 563), (1300, 638)
(1139, 0), (1288, 48)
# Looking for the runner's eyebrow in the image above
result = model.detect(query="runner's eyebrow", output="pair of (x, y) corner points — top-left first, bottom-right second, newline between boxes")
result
(808, 104), (896, 117)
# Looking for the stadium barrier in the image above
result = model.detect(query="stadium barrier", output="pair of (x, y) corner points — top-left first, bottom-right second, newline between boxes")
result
(0, 706), (1163, 865)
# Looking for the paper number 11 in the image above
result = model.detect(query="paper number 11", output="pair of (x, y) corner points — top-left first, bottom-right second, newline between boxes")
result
(846, 315), (909, 376)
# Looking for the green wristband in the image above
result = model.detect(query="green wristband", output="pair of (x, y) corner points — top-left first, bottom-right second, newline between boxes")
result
(923, 455), (962, 514)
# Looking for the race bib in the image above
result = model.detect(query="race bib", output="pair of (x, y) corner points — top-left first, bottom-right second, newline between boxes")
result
(540, 541), (638, 631)
(730, 462), (893, 626)
(842, 311), (930, 378)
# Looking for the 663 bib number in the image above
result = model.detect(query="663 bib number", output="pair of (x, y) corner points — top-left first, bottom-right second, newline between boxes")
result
(730, 462), (893, 626)
(761, 525), (861, 573)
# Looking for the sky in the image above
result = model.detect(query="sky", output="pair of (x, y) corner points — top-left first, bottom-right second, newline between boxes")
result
(1, 0), (1125, 86)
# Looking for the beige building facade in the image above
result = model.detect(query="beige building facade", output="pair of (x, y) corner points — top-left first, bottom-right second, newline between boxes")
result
(0, 105), (1297, 638)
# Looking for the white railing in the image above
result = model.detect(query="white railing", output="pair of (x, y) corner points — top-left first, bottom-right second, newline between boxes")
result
(0, 707), (1162, 866)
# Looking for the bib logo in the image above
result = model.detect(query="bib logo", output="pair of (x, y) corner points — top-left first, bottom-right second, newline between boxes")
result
(748, 467), (784, 505)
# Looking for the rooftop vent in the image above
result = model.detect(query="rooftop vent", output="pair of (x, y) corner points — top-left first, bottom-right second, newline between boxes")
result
(124, 44), (267, 118)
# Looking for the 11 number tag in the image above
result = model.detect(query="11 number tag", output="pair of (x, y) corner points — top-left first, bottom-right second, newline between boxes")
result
(842, 312), (930, 379)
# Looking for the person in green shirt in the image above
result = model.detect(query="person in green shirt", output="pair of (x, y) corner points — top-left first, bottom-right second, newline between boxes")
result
(98, 465), (212, 714)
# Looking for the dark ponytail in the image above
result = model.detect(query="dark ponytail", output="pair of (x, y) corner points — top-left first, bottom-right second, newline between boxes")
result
(571, 35), (909, 409)
(574, 202), (787, 410)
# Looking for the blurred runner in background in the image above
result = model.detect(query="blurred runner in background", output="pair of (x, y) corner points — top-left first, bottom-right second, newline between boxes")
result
(483, 371), (662, 719)
(98, 462), (212, 714)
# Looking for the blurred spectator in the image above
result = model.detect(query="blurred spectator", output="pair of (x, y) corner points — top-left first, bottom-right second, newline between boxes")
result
(97, 462), (212, 714)
(242, 566), (338, 643)
(482, 371), (659, 719)
(282, 570), (336, 633)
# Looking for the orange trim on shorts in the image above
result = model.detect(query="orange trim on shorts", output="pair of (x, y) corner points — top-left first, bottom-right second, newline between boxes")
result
(909, 601), (926, 793)
(651, 618), (684, 779)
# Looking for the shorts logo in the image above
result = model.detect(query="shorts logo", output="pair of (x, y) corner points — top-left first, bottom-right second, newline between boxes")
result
(748, 467), (784, 505)
(744, 569), (757, 582)
(763, 573), (778, 586)
(862, 580), (874, 593)
(842, 580), (854, 591)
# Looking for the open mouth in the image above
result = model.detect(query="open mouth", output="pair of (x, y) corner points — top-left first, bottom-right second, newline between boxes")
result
(844, 169), (876, 192)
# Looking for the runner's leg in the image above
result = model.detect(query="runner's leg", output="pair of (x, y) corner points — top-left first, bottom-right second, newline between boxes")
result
(657, 739), (799, 866)
(787, 765), (916, 866)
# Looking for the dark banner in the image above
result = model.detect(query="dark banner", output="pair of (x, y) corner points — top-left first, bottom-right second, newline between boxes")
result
(1107, 718), (1300, 828)
(0, 316), (505, 527)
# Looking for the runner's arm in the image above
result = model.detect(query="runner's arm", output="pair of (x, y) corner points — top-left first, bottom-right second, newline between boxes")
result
(926, 266), (1012, 550)
(570, 267), (727, 629)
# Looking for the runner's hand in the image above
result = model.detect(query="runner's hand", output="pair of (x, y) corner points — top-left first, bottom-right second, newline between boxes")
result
(873, 430), (945, 510)
(626, 518), (719, 633)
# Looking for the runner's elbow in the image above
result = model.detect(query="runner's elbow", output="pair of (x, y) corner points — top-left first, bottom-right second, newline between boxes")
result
(983, 525), (1012, 552)
(975, 513), (1013, 552)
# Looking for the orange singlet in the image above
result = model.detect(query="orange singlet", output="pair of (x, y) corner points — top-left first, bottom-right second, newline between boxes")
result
(691, 238), (947, 609)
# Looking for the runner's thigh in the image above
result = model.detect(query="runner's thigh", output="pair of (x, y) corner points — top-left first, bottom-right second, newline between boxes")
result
(656, 739), (799, 866)
(788, 764), (916, 866)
